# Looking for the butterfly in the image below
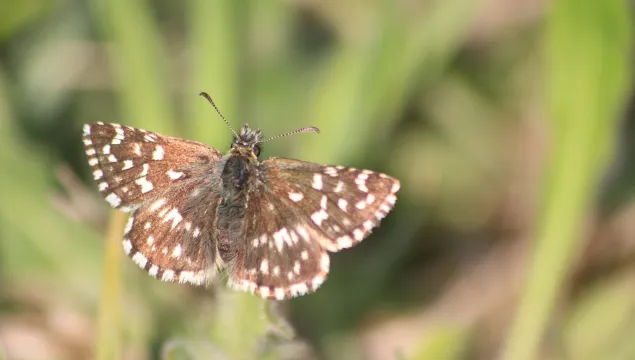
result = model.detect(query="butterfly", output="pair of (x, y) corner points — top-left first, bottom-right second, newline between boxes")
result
(82, 92), (400, 300)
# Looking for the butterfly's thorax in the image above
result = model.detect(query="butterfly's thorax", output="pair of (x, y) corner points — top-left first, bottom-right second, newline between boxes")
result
(220, 149), (259, 201)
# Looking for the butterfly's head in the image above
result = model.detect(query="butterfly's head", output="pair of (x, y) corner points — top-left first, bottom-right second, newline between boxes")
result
(198, 91), (319, 159)
(232, 124), (263, 157)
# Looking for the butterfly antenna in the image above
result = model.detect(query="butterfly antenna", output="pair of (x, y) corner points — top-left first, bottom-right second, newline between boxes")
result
(258, 126), (320, 144)
(199, 92), (239, 138)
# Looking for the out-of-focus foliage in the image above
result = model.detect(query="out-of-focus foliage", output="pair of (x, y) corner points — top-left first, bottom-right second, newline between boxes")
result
(0, 1), (632, 360)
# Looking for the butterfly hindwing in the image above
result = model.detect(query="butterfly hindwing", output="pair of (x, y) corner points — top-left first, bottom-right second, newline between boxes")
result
(124, 175), (223, 285)
(226, 187), (329, 300)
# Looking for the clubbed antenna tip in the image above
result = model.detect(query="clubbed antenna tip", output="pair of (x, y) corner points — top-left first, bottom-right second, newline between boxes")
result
(259, 126), (320, 144)
(199, 92), (238, 138)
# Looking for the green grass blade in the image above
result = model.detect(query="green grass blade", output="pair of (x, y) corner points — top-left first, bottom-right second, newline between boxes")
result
(89, 0), (175, 132)
(95, 211), (127, 360)
(410, 326), (469, 360)
(187, 0), (245, 145)
(500, 2), (631, 360)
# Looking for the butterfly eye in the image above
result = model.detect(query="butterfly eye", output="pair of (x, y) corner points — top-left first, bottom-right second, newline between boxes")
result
(253, 144), (261, 157)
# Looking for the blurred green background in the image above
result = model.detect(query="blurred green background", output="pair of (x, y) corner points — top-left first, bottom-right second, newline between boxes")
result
(0, 0), (631, 359)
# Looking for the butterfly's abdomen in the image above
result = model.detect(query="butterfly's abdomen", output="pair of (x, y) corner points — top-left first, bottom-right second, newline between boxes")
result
(216, 155), (258, 261)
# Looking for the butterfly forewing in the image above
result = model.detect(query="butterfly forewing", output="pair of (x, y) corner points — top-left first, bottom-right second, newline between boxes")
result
(82, 122), (222, 211)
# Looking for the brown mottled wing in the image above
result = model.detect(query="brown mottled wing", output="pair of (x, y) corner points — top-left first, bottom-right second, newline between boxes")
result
(82, 122), (222, 211)
(227, 157), (399, 300)
(82, 122), (224, 284)
(122, 179), (222, 285)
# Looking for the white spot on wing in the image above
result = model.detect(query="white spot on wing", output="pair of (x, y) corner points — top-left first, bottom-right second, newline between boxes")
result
(122, 160), (133, 170)
(310, 209), (329, 226)
(338, 198), (348, 212)
(167, 169), (184, 180)
(334, 181), (344, 193)
(171, 244), (182, 258)
(324, 166), (338, 177)
(320, 195), (328, 210)
(135, 177), (154, 193)
(260, 259), (269, 274)
(105, 193), (121, 207)
(355, 176), (368, 192)
(140, 163), (149, 177)
(150, 199), (165, 211)
(102, 144), (111, 154)
(163, 208), (183, 229)
(296, 226), (310, 242)
(274, 230), (285, 252)
(152, 145), (164, 160)
(312, 173), (323, 190)
(107, 154), (118, 163)
(288, 192), (304, 202)
(83, 124), (91, 135)
(93, 169), (103, 180)
(86, 148), (96, 155)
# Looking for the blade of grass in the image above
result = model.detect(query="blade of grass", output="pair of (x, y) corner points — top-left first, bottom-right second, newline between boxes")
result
(298, 0), (476, 164)
(410, 326), (470, 360)
(95, 211), (127, 360)
(562, 270), (635, 360)
(89, 0), (175, 132)
(187, 0), (245, 146)
(210, 291), (268, 360)
(88, 0), (177, 357)
(500, 2), (631, 360)
(186, 2), (271, 359)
